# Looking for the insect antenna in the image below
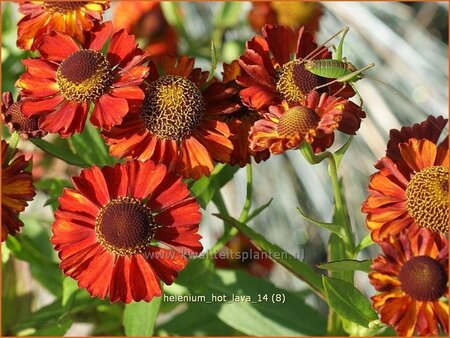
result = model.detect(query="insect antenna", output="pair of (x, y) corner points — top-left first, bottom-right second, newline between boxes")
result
(300, 26), (350, 62)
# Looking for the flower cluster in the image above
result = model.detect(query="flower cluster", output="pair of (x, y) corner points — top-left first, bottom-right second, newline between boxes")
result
(2, 3), (447, 332)
(362, 116), (449, 336)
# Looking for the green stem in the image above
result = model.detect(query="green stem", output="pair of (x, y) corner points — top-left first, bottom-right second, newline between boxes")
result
(209, 164), (253, 255)
(299, 142), (355, 334)
(328, 156), (354, 254)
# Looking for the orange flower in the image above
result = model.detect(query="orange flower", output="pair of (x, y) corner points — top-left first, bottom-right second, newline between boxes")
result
(51, 160), (202, 303)
(17, 1), (110, 51)
(113, 1), (177, 59)
(1, 92), (47, 140)
(248, 1), (322, 35)
(1, 140), (36, 241)
(17, 21), (149, 137)
(369, 229), (448, 336)
(362, 116), (448, 242)
(214, 233), (274, 277)
(102, 56), (235, 179)
(220, 61), (270, 167)
(249, 91), (365, 155)
(238, 24), (353, 111)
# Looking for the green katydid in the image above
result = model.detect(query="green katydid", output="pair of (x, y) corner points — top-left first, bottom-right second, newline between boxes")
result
(300, 26), (374, 106)
(300, 27), (428, 116)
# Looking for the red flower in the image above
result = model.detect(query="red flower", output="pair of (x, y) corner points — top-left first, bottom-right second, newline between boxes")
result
(112, 1), (177, 60)
(51, 160), (203, 303)
(369, 229), (448, 336)
(17, 21), (149, 137)
(249, 91), (365, 155)
(102, 55), (236, 179)
(1, 92), (47, 140)
(362, 116), (448, 242)
(238, 24), (352, 111)
(17, 1), (110, 51)
(1, 140), (36, 241)
(220, 61), (270, 167)
(248, 1), (322, 36)
(214, 233), (274, 277)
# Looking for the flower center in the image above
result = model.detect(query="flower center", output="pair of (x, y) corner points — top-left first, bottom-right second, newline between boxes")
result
(276, 59), (322, 103)
(43, 1), (86, 13)
(5, 101), (40, 134)
(405, 165), (449, 233)
(56, 50), (112, 103)
(399, 255), (447, 301)
(140, 75), (205, 141)
(95, 197), (157, 256)
(277, 106), (319, 137)
(272, 2), (318, 28)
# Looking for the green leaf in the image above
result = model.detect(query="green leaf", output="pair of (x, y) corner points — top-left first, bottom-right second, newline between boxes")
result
(355, 233), (375, 253)
(247, 198), (273, 221)
(157, 303), (236, 336)
(206, 40), (217, 82)
(69, 123), (116, 166)
(21, 319), (73, 336)
(35, 178), (71, 211)
(31, 138), (89, 168)
(190, 164), (239, 208)
(318, 259), (372, 273)
(123, 297), (161, 337)
(160, 2), (189, 40)
(2, 2), (14, 34)
(12, 300), (71, 336)
(62, 277), (79, 307)
(334, 136), (353, 169)
(342, 318), (385, 336)
(323, 276), (378, 328)
(213, 2), (243, 28)
(199, 269), (326, 336)
(297, 206), (342, 237)
(214, 214), (324, 297)
(6, 236), (63, 297)
(175, 258), (214, 293)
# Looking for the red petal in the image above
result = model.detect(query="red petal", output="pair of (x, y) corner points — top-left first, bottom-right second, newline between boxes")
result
(90, 95), (129, 130)
(176, 137), (214, 179)
(84, 21), (112, 50)
(38, 31), (79, 61)
(21, 95), (64, 117)
(22, 59), (57, 78)
(126, 161), (167, 199)
(263, 24), (294, 66)
(154, 224), (203, 255)
(39, 101), (88, 137)
(109, 256), (132, 303)
(114, 66), (149, 87)
(130, 255), (162, 302)
(78, 248), (114, 299)
(72, 165), (110, 207)
(17, 74), (59, 98)
(144, 247), (187, 285)
(107, 29), (138, 67)
(100, 163), (128, 199)
(147, 172), (191, 211)
(161, 55), (195, 77)
(110, 86), (144, 100)
(155, 197), (201, 227)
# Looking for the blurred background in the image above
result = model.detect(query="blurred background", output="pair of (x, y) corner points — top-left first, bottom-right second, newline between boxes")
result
(2, 1), (448, 336)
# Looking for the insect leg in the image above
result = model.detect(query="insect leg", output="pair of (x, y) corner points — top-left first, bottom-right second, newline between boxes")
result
(350, 82), (364, 107)
(332, 82), (348, 97)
